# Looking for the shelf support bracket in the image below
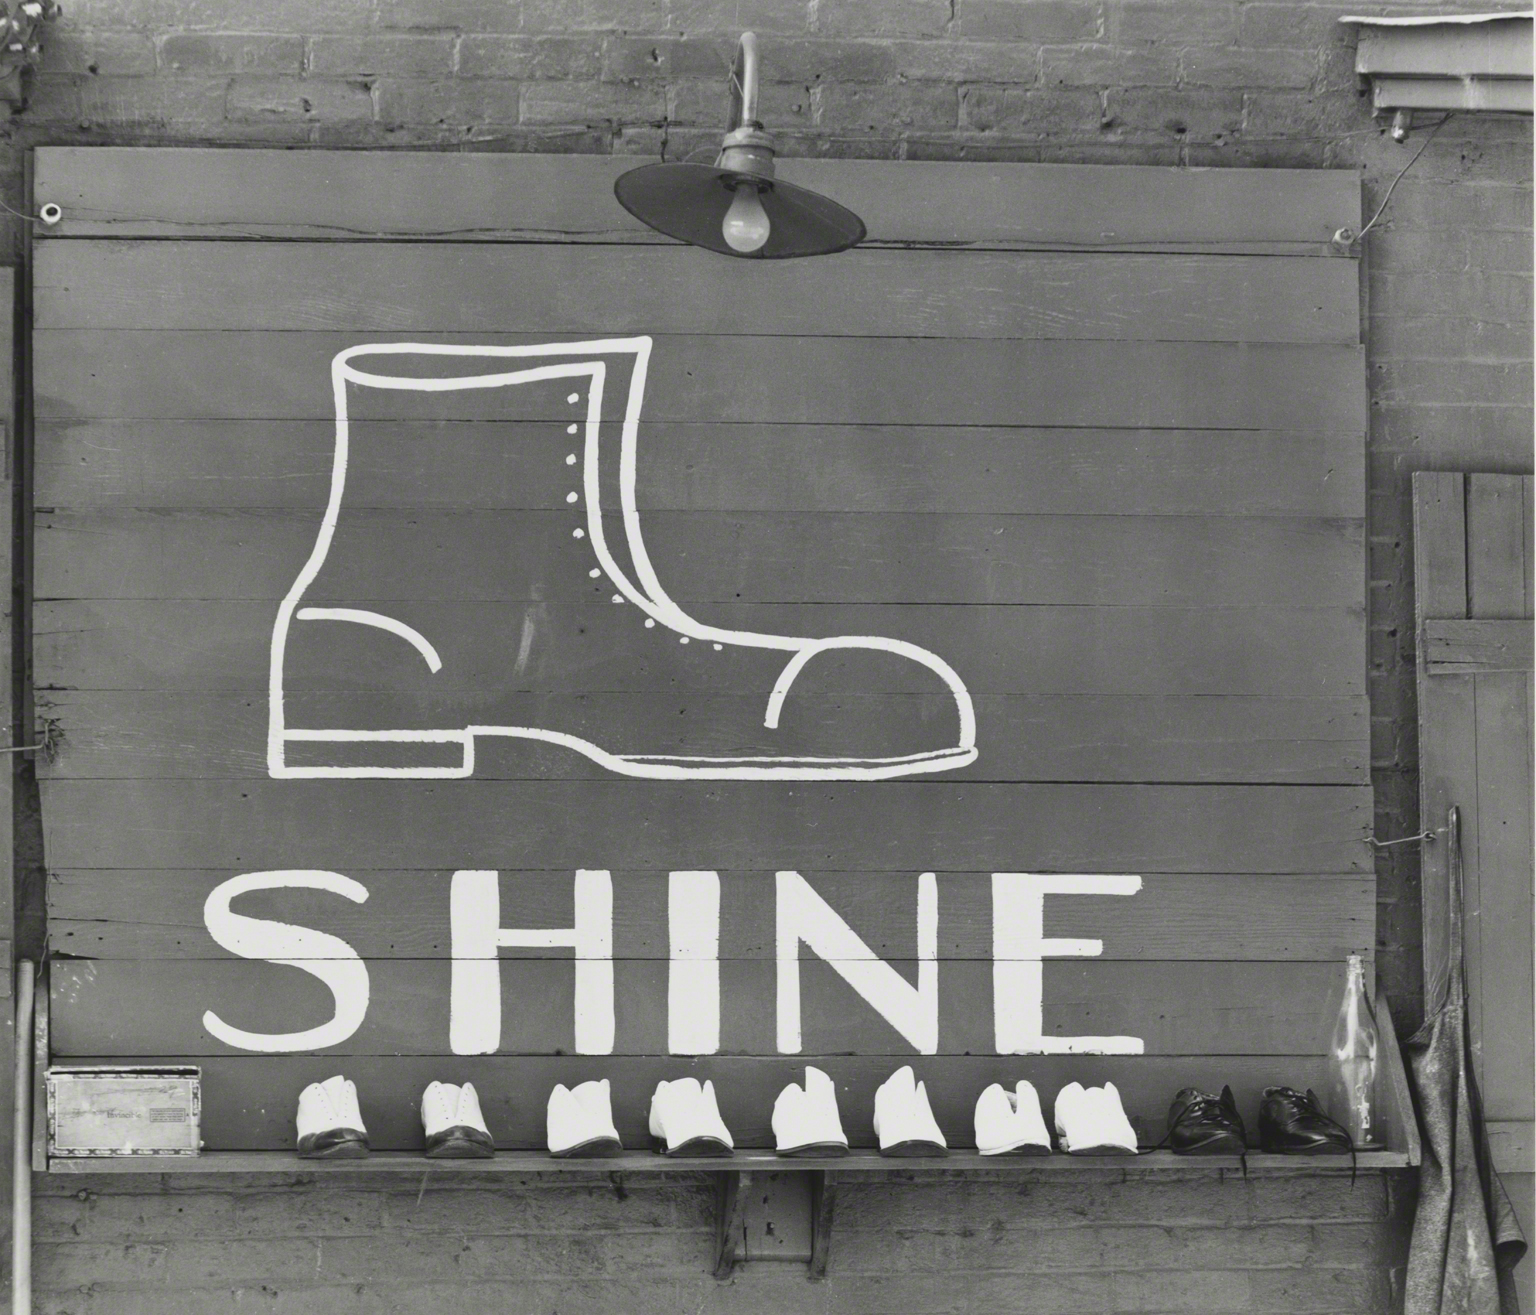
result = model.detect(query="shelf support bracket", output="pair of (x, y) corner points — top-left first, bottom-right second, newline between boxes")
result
(712, 1169), (750, 1279)
(809, 1170), (837, 1279)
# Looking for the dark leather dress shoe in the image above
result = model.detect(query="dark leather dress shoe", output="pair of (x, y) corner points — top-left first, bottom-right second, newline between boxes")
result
(1257, 1087), (1352, 1154)
(1166, 1085), (1247, 1154)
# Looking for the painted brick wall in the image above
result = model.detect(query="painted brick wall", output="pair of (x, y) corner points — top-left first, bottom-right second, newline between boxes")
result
(3, 0), (1529, 1310)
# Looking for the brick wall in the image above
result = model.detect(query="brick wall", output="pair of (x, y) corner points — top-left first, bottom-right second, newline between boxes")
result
(4, 0), (1530, 1310)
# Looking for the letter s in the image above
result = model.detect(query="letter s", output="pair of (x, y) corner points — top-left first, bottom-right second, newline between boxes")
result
(202, 870), (370, 1053)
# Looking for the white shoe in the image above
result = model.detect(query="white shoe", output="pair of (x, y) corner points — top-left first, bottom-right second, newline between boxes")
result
(420, 1080), (495, 1159)
(296, 1074), (368, 1159)
(548, 1079), (622, 1158)
(974, 1080), (1051, 1156)
(872, 1065), (947, 1156)
(270, 339), (977, 782)
(648, 1077), (733, 1156)
(1054, 1081), (1139, 1155)
(772, 1067), (849, 1157)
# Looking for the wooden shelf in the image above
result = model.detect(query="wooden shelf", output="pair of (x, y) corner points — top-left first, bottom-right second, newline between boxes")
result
(33, 988), (1422, 1281)
(46, 1146), (1410, 1175)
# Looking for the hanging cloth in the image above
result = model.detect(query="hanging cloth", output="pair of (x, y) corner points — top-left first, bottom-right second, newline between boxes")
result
(1405, 806), (1528, 1314)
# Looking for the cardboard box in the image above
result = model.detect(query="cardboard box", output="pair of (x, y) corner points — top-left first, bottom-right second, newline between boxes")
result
(47, 1066), (201, 1157)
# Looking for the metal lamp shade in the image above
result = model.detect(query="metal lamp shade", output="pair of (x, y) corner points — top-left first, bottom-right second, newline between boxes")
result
(614, 161), (866, 259)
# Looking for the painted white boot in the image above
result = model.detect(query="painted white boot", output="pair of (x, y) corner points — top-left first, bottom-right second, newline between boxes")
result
(973, 1080), (1051, 1156)
(270, 339), (976, 782)
(1054, 1080), (1138, 1155)
(772, 1067), (849, 1157)
(420, 1080), (495, 1159)
(648, 1077), (734, 1157)
(872, 1065), (947, 1157)
(547, 1079), (622, 1158)
(296, 1074), (368, 1159)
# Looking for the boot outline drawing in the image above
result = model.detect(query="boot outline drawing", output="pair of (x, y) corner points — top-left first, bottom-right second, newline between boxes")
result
(269, 337), (978, 780)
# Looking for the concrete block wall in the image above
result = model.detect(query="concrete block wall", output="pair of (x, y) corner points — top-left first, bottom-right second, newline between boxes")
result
(32, 1167), (1414, 1312)
(2, 0), (1529, 1309)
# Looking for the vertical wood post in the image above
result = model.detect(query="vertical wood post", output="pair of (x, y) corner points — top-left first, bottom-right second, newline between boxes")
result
(808, 1170), (837, 1279)
(0, 261), (16, 1297)
(712, 1170), (749, 1279)
(1411, 471), (1468, 1001)
(10, 960), (30, 1313)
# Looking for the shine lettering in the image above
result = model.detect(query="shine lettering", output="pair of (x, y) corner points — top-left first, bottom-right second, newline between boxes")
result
(199, 870), (1143, 1056)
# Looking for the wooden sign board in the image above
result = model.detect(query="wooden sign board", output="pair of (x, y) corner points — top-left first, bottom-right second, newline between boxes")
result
(31, 149), (1368, 1150)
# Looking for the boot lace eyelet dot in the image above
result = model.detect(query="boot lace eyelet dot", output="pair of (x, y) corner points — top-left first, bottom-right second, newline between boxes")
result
(645, 619), (656, 628)
(572, 528), (585, 539)
(589, 569), (600, 579)
(566, 492), (579, 503)
(612, 595), (623, 604)
(566, 425), (578, 436)
(566, 393), (579, 404)
(713, 643), (722, 650)
(679, 636), (690, 644)
(565, 452), (577, 463)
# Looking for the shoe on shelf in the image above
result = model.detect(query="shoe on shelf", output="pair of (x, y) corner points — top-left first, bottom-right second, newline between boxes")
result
(648, 1077), (734, 1157)
(548, 1079), (622, 1158)
(296, 1074), (369, 1159)
(1054, 1081), (1139, 1155)
(421, 1080), (495, 1159)
(974, 1080), (1051, 1156)
(872, 1065), (948, 1157)
(1257, 1087), (1352, 1155)
(1166, 1085), (1247, 1155)
(772, 1067), (849, 1157)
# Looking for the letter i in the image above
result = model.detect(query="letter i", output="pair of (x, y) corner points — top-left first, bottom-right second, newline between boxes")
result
(668, 871), (720, 1055)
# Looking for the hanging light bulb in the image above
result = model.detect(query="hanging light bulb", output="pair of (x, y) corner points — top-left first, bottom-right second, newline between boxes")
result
(722, 183), (771, 253)
(613, 33), (864, 259)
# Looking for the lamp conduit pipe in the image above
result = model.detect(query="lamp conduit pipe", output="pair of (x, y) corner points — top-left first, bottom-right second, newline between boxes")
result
(727, 31), (760, 130)
(13, 959), (34, 1314)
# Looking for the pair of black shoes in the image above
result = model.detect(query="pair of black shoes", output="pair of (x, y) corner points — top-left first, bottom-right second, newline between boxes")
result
(1165, 1085), (1353, 1156)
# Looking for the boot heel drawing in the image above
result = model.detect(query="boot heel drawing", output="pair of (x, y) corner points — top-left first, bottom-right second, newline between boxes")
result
(270, 338), (977, 781)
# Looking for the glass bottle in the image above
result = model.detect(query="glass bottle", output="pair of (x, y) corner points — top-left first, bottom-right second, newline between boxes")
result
(1325, 953), (1380, 1146)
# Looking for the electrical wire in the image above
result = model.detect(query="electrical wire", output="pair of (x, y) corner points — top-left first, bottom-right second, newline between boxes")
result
(0, 193), (43, 223)
(1355, 113), (1455, 242)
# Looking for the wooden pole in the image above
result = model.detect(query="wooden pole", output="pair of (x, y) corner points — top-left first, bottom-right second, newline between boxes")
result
(11, 958), (32, 1315)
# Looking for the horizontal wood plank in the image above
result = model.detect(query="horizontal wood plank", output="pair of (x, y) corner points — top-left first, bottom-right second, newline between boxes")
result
(33, 600), (1367, 697)
(1422, 619), (1535, 673)
(1355, 21), (1533, 78)
(32, 150), (1361, 250)
(33, 243), (1360, 343)
(37, 778), (1374, 873)
(49, 1054), (1339, 1150)
(35, 421), (1367, 519)
(52, 882), (1370, 958)
(34, 509), (1365, 610)
(49, 958), (1345, 1059)
(33, 332), (1369, 432)
(47, 870), (1375, 961)
(44, 1147), (1412, 1174)
(36, 691), (1370, 786)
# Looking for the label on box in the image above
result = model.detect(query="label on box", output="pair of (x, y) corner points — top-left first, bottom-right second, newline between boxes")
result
(48, 1067), (201, 1156)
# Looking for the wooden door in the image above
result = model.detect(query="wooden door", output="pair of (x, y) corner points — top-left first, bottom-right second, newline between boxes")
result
(1414, 470), (1535, 1306)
